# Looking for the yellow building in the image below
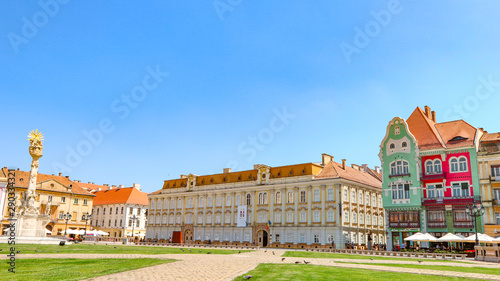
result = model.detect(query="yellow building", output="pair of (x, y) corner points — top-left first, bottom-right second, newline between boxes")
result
(0, 168), (95, 236)
(147, 154), (385, 249)
(478, 132), (500, 237)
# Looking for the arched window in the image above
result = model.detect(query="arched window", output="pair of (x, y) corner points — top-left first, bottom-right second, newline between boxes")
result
(450, 158), (459, 172)
(391, 160), (410, 175)
(275, 191), (281, 204)
(235, 194), (241, 206)
(352, 212), (357, 223)
(402, 142), (407, 148)
(351, 191), (356, 203)
(390, 143), (395, 149)
(391, 162), (396, 175)
(459, 157), (467, 171)
(246, 194), (251, 205)
(199, 196), (204, 208)
(433, 160), (442, 173)
(426, 160), (433, 174)
(258, 193), (263, 205)
(263, 192), (268, 204)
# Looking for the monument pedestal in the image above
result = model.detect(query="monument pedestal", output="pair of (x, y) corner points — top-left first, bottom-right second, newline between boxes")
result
(16, 214), (50, 237)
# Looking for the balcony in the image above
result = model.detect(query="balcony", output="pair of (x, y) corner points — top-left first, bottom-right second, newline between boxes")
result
(422, 195), (474, 206)
(389, 173), (411, 178)
(421, 172), (447, 181)
(491, 175), (500, 182)
(389, 222), (420, 228)
(427, 221), (447, 228)
(454, 221), (473, 228)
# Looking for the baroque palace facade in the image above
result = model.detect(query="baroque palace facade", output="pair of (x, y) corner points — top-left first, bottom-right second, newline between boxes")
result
(147, 154), (385, 249)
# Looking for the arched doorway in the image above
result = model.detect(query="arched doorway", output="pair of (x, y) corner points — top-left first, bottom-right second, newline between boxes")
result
(257, 230), (269, 247)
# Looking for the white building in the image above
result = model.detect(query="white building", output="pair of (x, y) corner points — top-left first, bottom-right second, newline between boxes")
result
(86, 184), (149, 241)
(147, 154), (385, 249)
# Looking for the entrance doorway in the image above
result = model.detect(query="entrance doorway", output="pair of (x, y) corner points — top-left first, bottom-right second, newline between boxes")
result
(258, 230), (269, 247)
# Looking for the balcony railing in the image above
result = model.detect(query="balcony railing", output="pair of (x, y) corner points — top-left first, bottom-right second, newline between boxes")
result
(389, 173), (411, 178)
(453, 221), (473, 228)
(420, 172), (447, 181)
(423, 195), (474, 205)
(427, 221), (447, 228)
(491, 175), (500, 182)
(388, 222), (420, 228)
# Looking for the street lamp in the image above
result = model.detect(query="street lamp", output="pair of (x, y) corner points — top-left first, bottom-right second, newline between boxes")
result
(131, 214), (138, 242)
(82, 212), (92, 236)
(465, 203), (485, 246)
(62, 212), (72, 236)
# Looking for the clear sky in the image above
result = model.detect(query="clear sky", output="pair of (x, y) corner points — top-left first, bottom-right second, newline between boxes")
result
(2, 1), (500, 193)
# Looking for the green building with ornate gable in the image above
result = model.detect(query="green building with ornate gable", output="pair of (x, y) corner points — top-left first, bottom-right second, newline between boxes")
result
(379, 117), (423, 251)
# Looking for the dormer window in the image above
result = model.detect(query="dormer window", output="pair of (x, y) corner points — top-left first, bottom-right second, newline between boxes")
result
(390, 143), (395, 149)
(402, 142), (407, 148)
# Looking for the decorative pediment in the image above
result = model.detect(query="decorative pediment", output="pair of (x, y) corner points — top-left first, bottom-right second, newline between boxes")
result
(38, 179), (71, 192)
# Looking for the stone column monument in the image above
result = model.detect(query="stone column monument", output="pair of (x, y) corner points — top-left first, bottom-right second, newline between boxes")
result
(16, 129), (50, 237)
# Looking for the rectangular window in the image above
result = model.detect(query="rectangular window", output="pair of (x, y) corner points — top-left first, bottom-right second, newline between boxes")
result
(286, 212), (293, 223)
(287, 191), (293, 204)
(300, 191), (306, 203)
(300, 212), (307, 222)
(427, 185), (435, 198)
(275, 234), (280, 243)
(327, 189), (334, 201)
(274, 212), (281, 223)
(72, 212), (77, 221)
(327, 211), (334, 222)
(492, 166), (500, 180)
(313, 190), (320, 202)
(494, 189), (500, 201)
(436, 184), (443, 198)
(226, 195), (231, 207)
(61, 196), (66, 203)
(313, 211), (320, 222)
(404, 184), (410, 199)
(392, 185), (397, 199)
(461, 182), (470, 197)
(314, 234), (320, 243)
(59, 211), (64, 219)
(83, 199), (88, 205)
(398, 184), (403, 199)
(287, 233), (293, 243)
(129, 208), (133, 215)
(299, 233), (306, 243)
(74, 198), (79, 204)
(115, 219), (117, 226)
(452, 183), (461, 197)
(48, 195), (53, 202)
(496, 214), (500, 225)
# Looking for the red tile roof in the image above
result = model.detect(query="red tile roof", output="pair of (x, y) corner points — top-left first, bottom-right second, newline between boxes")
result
(481, 132), (500, 143)
(407, 107), (478, 150)
(1, 167), (94, 196)
(93, 187), (149, 206)
(316, 161), (382, 188)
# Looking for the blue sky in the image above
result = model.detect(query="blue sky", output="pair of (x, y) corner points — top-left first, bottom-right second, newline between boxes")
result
(2, 1), (500, 193)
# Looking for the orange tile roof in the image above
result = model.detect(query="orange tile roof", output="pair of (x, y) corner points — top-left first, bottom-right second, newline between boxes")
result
(435, 120), (477, 148)
(316, 161), (382, 188)
(407, 107), (445, 149)
(78, 182), (111, 192)
(151, 189), (162, 195)
(407, 107), (478, 150)
(481, 132), (500, 143)
(93, 187), (149, 205)
(1, 167), (94, 196)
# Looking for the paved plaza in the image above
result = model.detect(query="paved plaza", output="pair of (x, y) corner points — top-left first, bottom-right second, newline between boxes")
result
(18, 249), (500, 281)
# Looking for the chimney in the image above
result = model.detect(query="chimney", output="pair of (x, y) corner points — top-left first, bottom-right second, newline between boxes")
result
(133, 183), (141, 191)
(103, 184), (109, 187)
(351, 164), (360, 171)
(65, 176), (69, 179)
(223, 168), (231, 173)
(431, 111), (436, 122)
(342, 159), (346, 170)
(375, 166), (381, 174)
(97, 188), (101, 191)
(118, 185), (124, 189)
(58, 173), (62, 176)
(424, 105), (432, 120)
(362, 164), (368, 172)
(111, 185), (116, 189)
(322, 154), (333, 165)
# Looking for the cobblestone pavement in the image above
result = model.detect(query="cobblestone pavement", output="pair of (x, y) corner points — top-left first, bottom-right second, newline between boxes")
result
(18, 249), (500, 281)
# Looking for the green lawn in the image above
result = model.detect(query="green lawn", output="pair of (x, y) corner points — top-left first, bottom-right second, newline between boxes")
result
(282, 251), (467, 263)
(0, 243), (250, 255)
(336, 262), (500, 276)
(0, 258), (173, 281)
(233, 264), (470, 281)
